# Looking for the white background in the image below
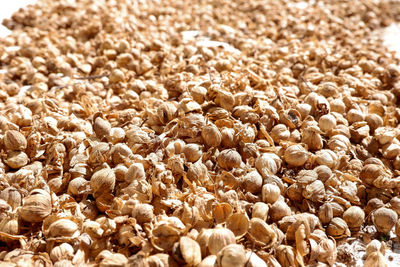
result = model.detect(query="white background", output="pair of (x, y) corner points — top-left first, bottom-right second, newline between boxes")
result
(0, 0), (37, 37)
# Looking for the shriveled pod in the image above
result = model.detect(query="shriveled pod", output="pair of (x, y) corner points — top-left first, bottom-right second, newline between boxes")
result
(247, 218), (276, 248)
(301, 125), (323, 151)
(197, 229), (214, 258)
(284, 144), (309, 167)
(315, 149), (338, 169)
(245, 251), (267, 267)
(54, 260), (74, 267)
(19, 189), (52, 223)
(270, 124), (290, 143)
(226, 213), (249, 238)
(172, 236), (202, 266)
(212, 203), (233, 224)
(45, 219), (79, 238)
(67, 177), (89, 197)
(255, 153), (282, 176)
(110, 143), (132, 164)
(318, 203), (333, 225)
(327, 134), (351, 152)
(150, 216), (186, 252)
(285, 213), (320, 241)
(302, 180), (325, 203)
(318, 114), (337, 133)
(208, 227), (236, 255)
(50, 243), (74, 262)
(296, 169), (318, 185)
(372, 207), (398, 234)
(360, 164), (385, 185)
(157, 102), (177, 124)
(216, 244), (246, 267)
(0, 213), (19, 238)
(343, 206), (365, 231)
(106, 127), (126, 144)
(242, 170), (263, 194)
(0, 187), (22, 210)
(90, 167), (116, 198)
(252, 202), (269, 221)
(4, 130), (27, 151)
(126, 162), (146, 183)
(198, 255), (217, 267)
(183, 143), (202, 163)
(269, 200), (291, 222)
(326, 217), (350, 239)
(132, 203), (154, 224)
(262, 183), (281, 204)
(201, 124), (222, 148)
(314, 165), (333, 182)
(374, 127), (398, 145)
(317, 237), (337, 266)
(217, 149), (242, 170)
(275, 245), (303, 267)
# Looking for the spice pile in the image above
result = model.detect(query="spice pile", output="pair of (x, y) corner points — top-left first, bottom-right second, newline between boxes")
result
(1, 0), (400, 266)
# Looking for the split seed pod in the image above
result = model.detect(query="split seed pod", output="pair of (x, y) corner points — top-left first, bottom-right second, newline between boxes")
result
(247, 218), (277, 248)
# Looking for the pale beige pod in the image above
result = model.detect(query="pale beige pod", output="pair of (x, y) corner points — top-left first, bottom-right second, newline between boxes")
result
(217, 149), (242, 170)
(319, 114), (337, 133)
(270, 124), (290, 143)
(252, 202), (269, 221)
(245, 251), (267, 267)
(315, 149), (338, 169)
(343, 206), (365, 231)
(284, 144), (309, 167)
(255, 153), (282, 176)
(50, 243), (74, 262)
(90, 167), (116, 198)
(269, 200), (291, 222)
(242, 170), (263, 194)
(208, 227), (236, 255)
(19, 189), (52, 223)
(326, 217), (350, 239)
(372, 207), (398, 234)
(46, 219), (79, 238)
(198, 255), (217, 267)
(171, 236), (202, 266)
(3, 130), (27, 151)
(262, 184), (281, 204)
(216, 244), (246, 267)
(197, 228), (214, 258)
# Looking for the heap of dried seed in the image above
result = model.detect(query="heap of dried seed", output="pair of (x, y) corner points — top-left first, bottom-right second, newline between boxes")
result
(1, 0), (400, 266)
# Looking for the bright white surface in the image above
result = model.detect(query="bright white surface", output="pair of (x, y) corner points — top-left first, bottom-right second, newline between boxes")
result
(0, 0), (37, 37)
